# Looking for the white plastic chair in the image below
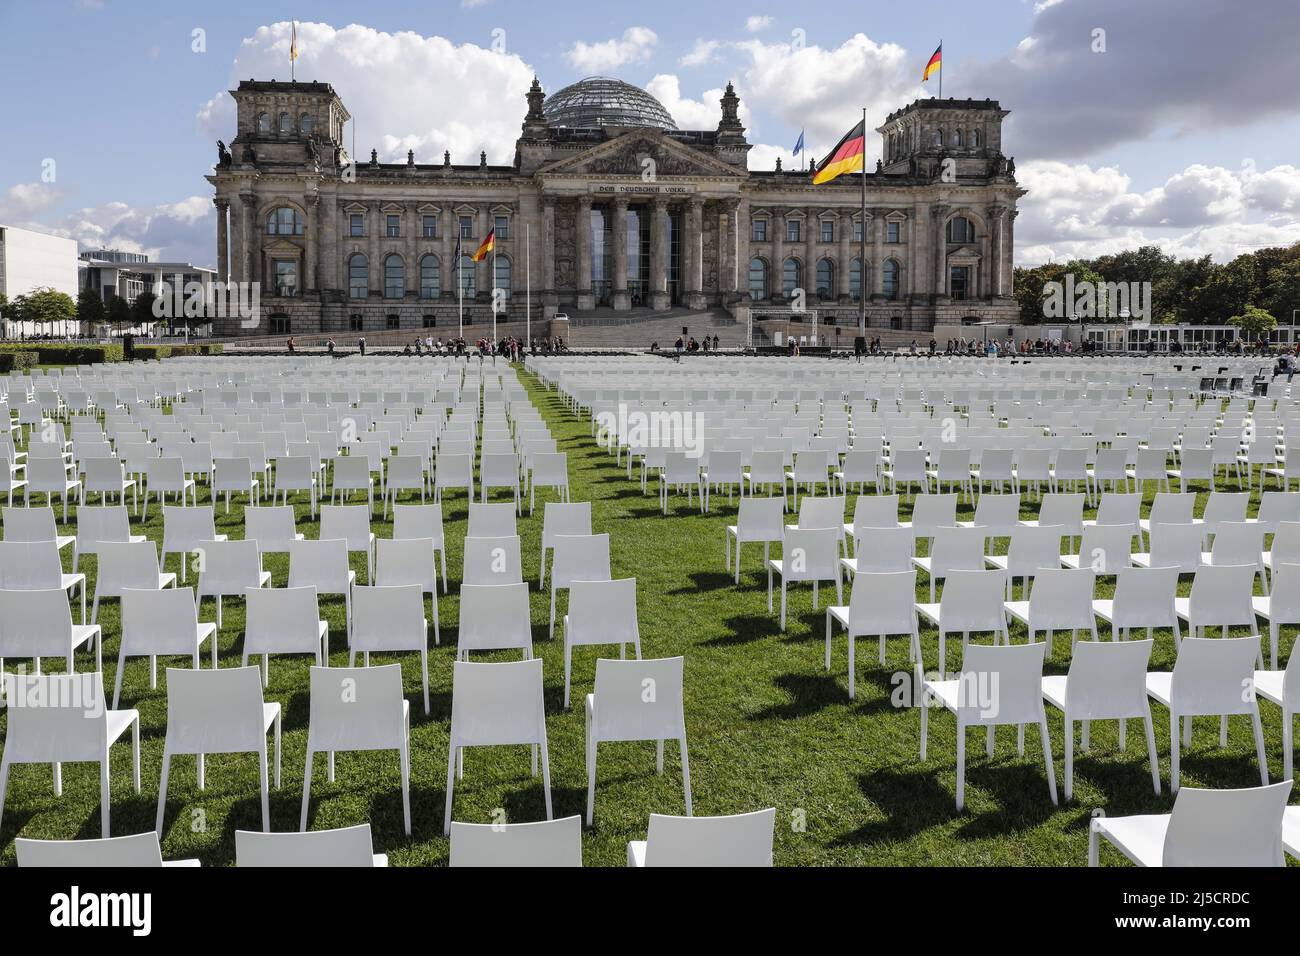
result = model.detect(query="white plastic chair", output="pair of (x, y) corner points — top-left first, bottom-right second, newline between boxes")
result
(549, 532), (611, 639)
(658, 451), (702, 514)
(1093, 566), (1182, 644)
(562, 577), (641, 708)
(479, 452), (521, 513)
(116, 587), (217, 708)
(914, 568), (1011, 679)
(1253, 627), (1300, 779)
(141, 457), (194, 520)
(236, 823), (387, 867)
(1003, 567), (1098, 656)
(241, 586), (328, 685)
(444, 658), (552, 835)
(156, 666), (281, 834)
(539, 501), (591, 589)
(274, 455), (318, 518)
(626, 808), (776, 867)
(375, 536), (440, 644)
(462, 534), (523, 586)
(212, 456), (259, 512)
(825, 569), (919, 698)
(985, 525), (1065, 600)
(331, 454), (375, 512)
(288, 539), (356, 634)
(912, 526), (987, 603)
(767, 527), (843, 631)
(393, 503), (447, 593)
(1041, 638), (1159, 800)
(1145, 635), (1268, 792)
(384, 455), (426, 518)
(458, 582), (533, 661)
(726, 496), (785, 584)
(585, 656), (690, 826)
(920, 641), (1058, 811)
(243, 504), (304, 583)
(91, 540), (175, 623)
(0, 671), (139, 838)
(450, 815), (582, 867)
(301, 664), (411, 835)
(160, 505), (228, 584)
(4, 504), (75, 556)
(1089, 781), (1291, 866)
(195, 538), (271, 628)
(0, 587), (100, 675)
(25, 456), (81, 521)
(530, 452), (569, 514)
(0, 538), (88, 622)
(349, 584), (431, 715)
(16, 831), (197, 867)
(80, 456), (136, 511)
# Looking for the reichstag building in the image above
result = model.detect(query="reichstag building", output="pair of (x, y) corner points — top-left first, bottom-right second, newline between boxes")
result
(207, 75), (1024, 339)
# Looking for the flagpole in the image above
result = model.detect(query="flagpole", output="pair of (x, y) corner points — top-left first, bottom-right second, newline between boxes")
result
(492, 240), (498, 343)
(859, 106), (867, 339)
(457, 252), (463, 340)
(938, 40), (943, 99)
(526, 223), (531, 350)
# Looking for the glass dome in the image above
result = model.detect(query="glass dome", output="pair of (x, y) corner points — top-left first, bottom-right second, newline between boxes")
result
(543, 76), (678, 130)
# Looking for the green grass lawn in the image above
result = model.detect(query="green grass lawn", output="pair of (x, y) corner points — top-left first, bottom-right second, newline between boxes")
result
(0, 369), (1293, 866)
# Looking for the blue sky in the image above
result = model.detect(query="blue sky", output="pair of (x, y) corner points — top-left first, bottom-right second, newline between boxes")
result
(2, 0), (1298, 268)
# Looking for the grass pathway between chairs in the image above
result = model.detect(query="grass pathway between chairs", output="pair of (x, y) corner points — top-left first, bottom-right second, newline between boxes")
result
(0, 368), (1293, 865)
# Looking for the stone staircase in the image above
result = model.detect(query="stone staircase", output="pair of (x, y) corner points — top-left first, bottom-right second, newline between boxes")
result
(567, 307), (741, 348)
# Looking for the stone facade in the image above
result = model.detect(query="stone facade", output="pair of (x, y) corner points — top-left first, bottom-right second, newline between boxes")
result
(207, 77), (1025, 338)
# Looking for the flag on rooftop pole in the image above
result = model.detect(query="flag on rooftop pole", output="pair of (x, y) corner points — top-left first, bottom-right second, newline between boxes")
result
(792, 129), (805, 170)
(811, 120), (865, 185)
(290, 21), (299, 82)
(922, 41), (942, 97)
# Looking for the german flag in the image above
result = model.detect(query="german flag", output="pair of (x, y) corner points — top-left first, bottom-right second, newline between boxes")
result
(922, 43), (942, 83)
(812, 120), (865, 185)
(471, 228), (495, 262)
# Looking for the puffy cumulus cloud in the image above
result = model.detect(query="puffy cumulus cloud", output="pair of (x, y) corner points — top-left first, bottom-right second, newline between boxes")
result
(731, 33), (915, 158)
(1015, 159), (1300, 265)
(680, 39), (721, 68)
(9, 196), (215, 267)
(645, 74), (741, 130)
(966, 0), (1300, 159)
(0, 182), (66, 222)
(196, 22), (535, 165)
(745, 15), (773, 32)
(564, 27), (657, 74)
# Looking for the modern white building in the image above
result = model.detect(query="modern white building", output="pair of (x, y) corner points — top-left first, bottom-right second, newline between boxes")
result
(0, 223), (80, 336)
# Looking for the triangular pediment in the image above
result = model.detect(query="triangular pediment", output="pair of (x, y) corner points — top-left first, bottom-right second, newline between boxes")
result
(538, 130), (743, 179)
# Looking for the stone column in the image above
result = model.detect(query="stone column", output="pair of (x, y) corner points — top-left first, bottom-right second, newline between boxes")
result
(909, 205), (926, 301)
(542, 197), (556, 293)
(405, 201), (419, 297)
(305, 194), (319, 294)
(442, 209), (455, 298)
(933, 203), (950, 300)
(650, 197), (669, 310)
(804, 207), (817, 306)
(836, 212), (850, 302)
(686, 197), (706, 311)
(240, 193), (256, 286)
(576, 197), (594, 311)
(367, 205), (380, 296)
(872, 212), (885, 299)
(214, 199), (229, 283)
(612, 198), (630, 311)
(1003, 211), (1017, 297)
(771, 207), (786, 302)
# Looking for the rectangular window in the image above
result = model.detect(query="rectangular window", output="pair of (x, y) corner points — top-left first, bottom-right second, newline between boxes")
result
(820, 221), (834, 243)
(269, 315), (290, 335)
(786, 219), (800, 243)
(273, 260), (298, 297)
(494, 215), (509, 240)
(422, 314), (436, 328)
(386, 215), (401, 237)
(887, 222), (901, 243)
(349, 315), (363, 332)
(752, 219), (767, 242)
(853, 221), (864, 243)
(349, 214), (364, 237)
(950, 266), (969, 300)
(459, 216), (473, 239)
(422, 215), (437, 238)
(386, 314), (400, 330)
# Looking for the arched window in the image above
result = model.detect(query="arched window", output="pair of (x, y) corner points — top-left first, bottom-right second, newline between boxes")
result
(384, 255), (405, 299)
(300, 113), (314, 134)
(748, 257), (767, 300)
(257, 112), (271, 133)
(816, 259), (834, 299)
(782, 257), (800, 298)
(348, 254), (368, 299)
(883, 259), (900, 300)
(971, 129), (980, 147)
(933, 128), (943, 146)
(278, 112), (292, 134)
(420, 255), (440, 300)
(850, 258), (863, 302)
(459, 256), (476, 296)
(952, 129), (962, 147)
(494, 256), (511, 301)
(946, 216), (974, 244)
(266, 206), (304, 236)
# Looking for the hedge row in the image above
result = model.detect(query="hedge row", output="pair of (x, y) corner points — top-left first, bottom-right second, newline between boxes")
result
(0, 342), (222, 366)
(0, 350), (38, 372)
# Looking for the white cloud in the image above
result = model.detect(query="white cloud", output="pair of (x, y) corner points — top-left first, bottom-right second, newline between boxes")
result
(680, 39), (721, 68)
(6, 195), (215, 267)
(1015, 159), (1300, 265)
(564, 27), (658, 74)
(645, 75), (741, 130)
(732, 33), (915, 158)
(197, 22), (535, 166)
(1032, 0), (1063, 13)
(745, 15), (773, 32)
(0, 182), (66, 222)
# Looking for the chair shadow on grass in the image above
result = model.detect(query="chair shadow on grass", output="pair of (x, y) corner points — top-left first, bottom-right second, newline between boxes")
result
(833, 768), (956, 845)
(667, 570), (734, 594)
(746, 672), (841, 720)
(704, 615), (771, 646)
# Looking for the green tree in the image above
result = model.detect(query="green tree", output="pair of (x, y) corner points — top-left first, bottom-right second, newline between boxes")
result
(1262, 259), (1300, 326)
(131, 290), (158, 330)
(106, 294), (131, 334)
(76, 287), (106, 330)
(13, 287), (77, 333)
(1228, 304), (1277, 342)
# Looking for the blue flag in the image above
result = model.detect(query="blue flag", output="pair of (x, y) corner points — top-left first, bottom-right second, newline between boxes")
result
(792, 129), (805, 155)
(453, 234), (462, 271)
